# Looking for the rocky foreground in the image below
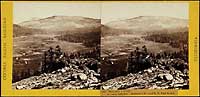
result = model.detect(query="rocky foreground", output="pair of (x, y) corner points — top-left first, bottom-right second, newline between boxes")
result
(12, 58), (101, 90)
(13, 58), (188, 90)
(101, 58), (189, 90)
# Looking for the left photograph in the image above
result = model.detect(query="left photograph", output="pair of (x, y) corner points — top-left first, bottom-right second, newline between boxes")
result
(12, 2), (101, 89)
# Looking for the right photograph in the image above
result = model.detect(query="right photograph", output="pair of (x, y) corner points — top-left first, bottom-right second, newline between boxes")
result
(100, 3), (189, 90)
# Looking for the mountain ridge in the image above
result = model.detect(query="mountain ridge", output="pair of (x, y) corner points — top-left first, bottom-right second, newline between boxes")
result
(102, 16), (188, 36)
(19, 16), (101, 32)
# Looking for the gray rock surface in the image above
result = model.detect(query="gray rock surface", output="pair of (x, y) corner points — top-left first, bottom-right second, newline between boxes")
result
(101, 58), (189, 90)
(12, 58), (101, 90)
(13, 58), (188, 90)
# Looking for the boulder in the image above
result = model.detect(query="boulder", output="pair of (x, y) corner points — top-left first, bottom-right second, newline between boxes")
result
(102, 85), (111, 90)
(78, 73), (87, 81)
(71, 74), (78, 80)
(16, 85), (25, 89)
(147, 69), (152, 73)
(52, 71), (56, 74)
(164, 74), (173, 81)
(157, 74), (165, 80)
(158, 73), (173, 81)
(91, 77), (99, 83)
(61, 68), (66, 73)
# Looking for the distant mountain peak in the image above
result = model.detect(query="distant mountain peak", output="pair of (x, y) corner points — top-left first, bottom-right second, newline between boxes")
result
(103, 16), (188, 36)
(18, 16), (101, 32)
(130, 16), (187, 20)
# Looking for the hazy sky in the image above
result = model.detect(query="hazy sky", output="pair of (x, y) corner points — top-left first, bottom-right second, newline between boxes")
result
(14, 2), (101, 24)
(14, 2), (188, 24)
(101, 3), (188, 24)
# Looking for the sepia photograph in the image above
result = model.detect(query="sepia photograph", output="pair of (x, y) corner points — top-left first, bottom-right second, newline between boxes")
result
(12, 2), (189, 90)
(12, 2), (101, 89)
(100, 3), (189, 90)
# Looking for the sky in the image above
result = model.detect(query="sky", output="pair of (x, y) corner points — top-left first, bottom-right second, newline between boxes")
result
(14, 2), (101, 24)
(14, 2), (188, 24)
(101, 2), (188, 24)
